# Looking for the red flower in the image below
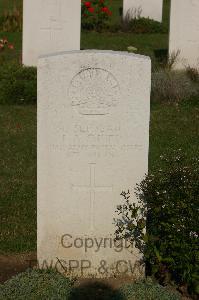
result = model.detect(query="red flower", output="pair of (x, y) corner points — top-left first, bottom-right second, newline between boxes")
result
(101, 6), (108, 12)
(101, 6), (112, 15)
(84, 1), (91, 7)
(88, 6), (94, 13)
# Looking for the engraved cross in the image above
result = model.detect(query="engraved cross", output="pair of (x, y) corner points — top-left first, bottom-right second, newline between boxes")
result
(72, 164), (113, 231)
(40, 0), (66, 43)
(40, 17), (62, 42)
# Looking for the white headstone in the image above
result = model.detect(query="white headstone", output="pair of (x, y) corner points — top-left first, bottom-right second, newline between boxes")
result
(169, 0), (199, 69)
(38, 50), (151, 277)
(23, 0), (81, 66)
(123, 0), (163, 22)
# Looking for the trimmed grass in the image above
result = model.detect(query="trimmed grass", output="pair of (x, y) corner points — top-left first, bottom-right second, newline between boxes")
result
(0, 100), (198, 253)
(0, 105), (36, 253)
(81, 32), (168, 60)
(1, 31), (168, 63)
(149, 100), (199, 171)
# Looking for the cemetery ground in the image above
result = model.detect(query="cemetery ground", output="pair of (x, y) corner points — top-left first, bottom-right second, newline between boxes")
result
(0, 0), (198, 299)
(0, 102), (198, 255)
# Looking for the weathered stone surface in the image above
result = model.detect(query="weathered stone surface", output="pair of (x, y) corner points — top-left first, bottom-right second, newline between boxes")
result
(123, 0), (163, 22)
(169, 0), (199, 69)
(37, 50), (151, 277)
(23, 0), (81, 66)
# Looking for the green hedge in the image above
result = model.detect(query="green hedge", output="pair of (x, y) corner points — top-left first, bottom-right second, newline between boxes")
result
(0, 269), (181, 300)
(0, 62), (37, 104)
(116, 150), (199, 295)
(120, 280), (180, 300)
(120, 17), (167, 34)
(0, 269), (73, 300)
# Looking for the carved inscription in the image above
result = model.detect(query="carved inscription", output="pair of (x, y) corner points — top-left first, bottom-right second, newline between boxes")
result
(68, 68), (120, 115)
(49, 123), (143, 158)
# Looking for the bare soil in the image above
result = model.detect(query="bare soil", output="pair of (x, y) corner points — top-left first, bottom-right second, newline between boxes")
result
(0, 252), (37, 283)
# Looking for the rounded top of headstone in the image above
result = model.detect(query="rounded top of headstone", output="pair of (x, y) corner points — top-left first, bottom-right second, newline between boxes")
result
(38, 50), (151, 62)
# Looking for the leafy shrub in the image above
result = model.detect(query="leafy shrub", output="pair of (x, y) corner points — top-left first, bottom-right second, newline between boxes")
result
(0, 6), (22, 32)
(121, 17), (166, 34)
(0, 269), (73, 300)
(151, 69), (199, 103)
(120, 279), (180, 300)
(81, 0), (112, 31)
(0, 62), (37, 105)
(0, 269), (181, 300)
(115, 150), (199, 294)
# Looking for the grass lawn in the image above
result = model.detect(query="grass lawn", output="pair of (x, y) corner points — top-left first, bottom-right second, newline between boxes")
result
(0, 106), (36, 253)
(149, 100), (199, 171)
(1, 31), (168, 64)
(0, 100), (198, 253)
(0, 0), (198, 254)
(82, 32), (168, 60)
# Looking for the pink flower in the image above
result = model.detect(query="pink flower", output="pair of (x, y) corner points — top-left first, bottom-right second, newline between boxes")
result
(8, 44), (14, 50)
(3, 38), (8, 44)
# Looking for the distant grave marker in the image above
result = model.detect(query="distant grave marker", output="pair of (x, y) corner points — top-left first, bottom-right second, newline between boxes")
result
(169, 0), (199, 69)
(23, 0), (81, 66)
(123, 0), (163, 22)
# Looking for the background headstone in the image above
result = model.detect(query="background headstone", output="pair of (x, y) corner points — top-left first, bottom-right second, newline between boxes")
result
(38, 50), (151, 277)
(23, 0), (81, 66)
(169, 0), (199, 69)
(123, 0), (163, 22)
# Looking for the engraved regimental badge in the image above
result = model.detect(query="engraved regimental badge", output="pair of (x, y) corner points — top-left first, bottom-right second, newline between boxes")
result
(68, 68), (120, 115)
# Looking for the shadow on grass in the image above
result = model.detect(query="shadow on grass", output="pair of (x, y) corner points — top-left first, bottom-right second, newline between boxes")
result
(69, 280), (124, 300)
